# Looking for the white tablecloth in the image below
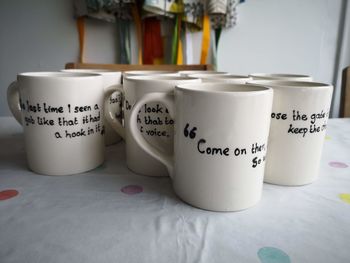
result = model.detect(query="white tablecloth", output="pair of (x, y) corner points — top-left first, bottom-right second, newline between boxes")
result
(1, 117), (350, 263)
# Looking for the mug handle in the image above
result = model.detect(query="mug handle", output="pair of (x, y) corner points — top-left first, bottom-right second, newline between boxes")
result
(128, 92), (175, 178)
(104, 84), (125, 139)
(7, 81), (22, 125)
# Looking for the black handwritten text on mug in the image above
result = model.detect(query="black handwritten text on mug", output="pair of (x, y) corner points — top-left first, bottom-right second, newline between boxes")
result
(252, 156), (266, 168)
(24, 115), (35, 126)
(197, 139), (250, 157)
(58, 117), (78, 126)
(125, 100), (132, 111)
(251, 143), (265, 154)
(197, 139), (230, 156)
(310, 110), (328, 124)
(24, 100), (42, 112)
(184, 123), (197, 139)
(109, 94), (122, 104)
(81, 112), (101, 124)
(184, 122), (267, 169)
(136, 103), (173, 138)
(271, 112), (287, 120)
(144, 104), (163, 114)
(287, 124), (308, 137)
(287, 122), (327, 137)
(292, 110), (308, 121)
(37, 116), (55, 126)
(22, 100), (65, 114)
(20, 100), (103, 140)
(270, 109), (330, 137)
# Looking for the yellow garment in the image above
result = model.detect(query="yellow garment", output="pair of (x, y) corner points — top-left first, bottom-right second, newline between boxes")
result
(200, 14), (210, 64)
(77, 17), (85, 63)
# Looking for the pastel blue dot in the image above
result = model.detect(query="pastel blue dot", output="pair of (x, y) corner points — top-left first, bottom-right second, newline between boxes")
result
(258, 247), (291, 263)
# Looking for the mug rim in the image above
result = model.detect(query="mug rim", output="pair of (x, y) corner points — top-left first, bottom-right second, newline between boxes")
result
(176, 83), (272, 95)
(123, 70), (176, 75)
(188, 73), (249, 79)
(179, 70), (228, 76)
(247, 80), (331, 89)
(61, 69), (121, 75)
(18, 71), (101, 78)
(125, 75), (199, 82)
(249, 73), (310, 78)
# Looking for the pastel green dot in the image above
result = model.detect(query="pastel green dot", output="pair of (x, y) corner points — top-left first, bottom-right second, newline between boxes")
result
(258, 247), (291, 263)
(325, 135), (331, 140)
(339, 193), (350, 204)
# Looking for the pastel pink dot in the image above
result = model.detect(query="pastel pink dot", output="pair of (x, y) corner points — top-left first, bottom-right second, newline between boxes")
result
(329, 162), (348, 168)
(0, 189), (19, 201)
(121, 185), (143, 195)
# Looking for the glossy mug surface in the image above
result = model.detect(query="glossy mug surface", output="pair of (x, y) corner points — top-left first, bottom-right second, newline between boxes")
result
(105, 75), (201, 177)
(128, 83), (273, 211)
(61, 69), (122, 145)
(122, 70), (179, 81)
(249, 73), (312, 81)
(7, 72), (105, 175)
(188, 74), (250, 84)
(179, 70), (228, 77)
(249, 80), (333, 185)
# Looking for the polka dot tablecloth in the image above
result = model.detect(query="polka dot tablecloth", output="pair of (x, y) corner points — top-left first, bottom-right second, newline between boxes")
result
(0, 117), (350, 263)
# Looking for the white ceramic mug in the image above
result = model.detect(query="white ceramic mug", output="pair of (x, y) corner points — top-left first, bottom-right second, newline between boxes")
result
(248, 80), (333, 186)
(128, 83), (273, 211)
(104, 75), (201, 177)
(61, 69), (122, 145)
(249, 73), (312, 81)
(188, 74), (250, 84)
(7, 72), (105, 175)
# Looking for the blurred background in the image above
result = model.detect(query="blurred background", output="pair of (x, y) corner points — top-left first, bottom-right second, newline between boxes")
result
(0, 0), (349, 117)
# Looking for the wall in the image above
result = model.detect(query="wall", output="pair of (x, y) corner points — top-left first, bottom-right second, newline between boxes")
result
(0, 0), (117, 116)
(0, 0), (347, 117)
(218, 0), (347, 117)
(218, 0), (343, 104)
(331, 0), (350, 117)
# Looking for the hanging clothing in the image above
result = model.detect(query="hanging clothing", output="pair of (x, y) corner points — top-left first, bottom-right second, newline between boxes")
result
(74, 0), (136, 22)
(143, 0), (184, 17)
(183, 0), (205, 30)
(143, 17), (164, 64)
(209, 0), (238, 29)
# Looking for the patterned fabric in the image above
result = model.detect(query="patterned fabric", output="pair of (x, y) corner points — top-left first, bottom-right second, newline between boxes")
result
(207, 0), (227, 14)
(74, 0), (136, 22)
(183, 0), (238, 30)
(143, 0), (184, 17)
(183, 0), (205, 30)
(72, 0), (243, 65)
(209, 0), (238, 29)
(75, 0), (240, 29)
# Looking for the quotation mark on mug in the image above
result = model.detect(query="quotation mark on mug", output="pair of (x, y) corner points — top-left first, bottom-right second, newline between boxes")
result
(184, 123), (197, 139)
